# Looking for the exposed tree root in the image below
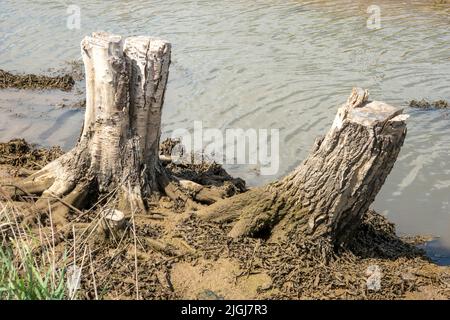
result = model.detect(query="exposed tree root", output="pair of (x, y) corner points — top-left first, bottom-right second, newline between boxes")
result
(1, 137), (244, 241)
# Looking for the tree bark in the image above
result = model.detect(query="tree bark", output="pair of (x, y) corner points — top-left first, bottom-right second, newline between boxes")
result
(199, 88), (408, 248)
(13, 32), (172, 225)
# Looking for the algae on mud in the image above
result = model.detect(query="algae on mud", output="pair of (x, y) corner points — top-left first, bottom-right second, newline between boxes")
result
(0, 139), (449, 300)
(0, 69), (75, 91)
(409, 99), (450, 109)
(0, 139), (63, 170)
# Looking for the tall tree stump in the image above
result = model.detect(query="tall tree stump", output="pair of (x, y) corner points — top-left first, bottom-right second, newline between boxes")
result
(199, 88), (408, 248)
(12, 32), (172, 225)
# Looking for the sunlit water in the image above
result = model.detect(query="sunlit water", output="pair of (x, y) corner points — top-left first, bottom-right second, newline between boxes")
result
(1, 0), (449, 262)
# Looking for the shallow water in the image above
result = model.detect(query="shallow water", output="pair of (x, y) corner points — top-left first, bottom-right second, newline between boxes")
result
(0, 89), (83, 149)
(0, 0), (449, 261)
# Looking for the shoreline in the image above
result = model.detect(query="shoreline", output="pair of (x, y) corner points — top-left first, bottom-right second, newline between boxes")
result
(1, 138), (449, 300)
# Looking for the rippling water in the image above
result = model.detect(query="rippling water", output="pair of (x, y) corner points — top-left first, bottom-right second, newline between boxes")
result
(0, 0), (449, 261)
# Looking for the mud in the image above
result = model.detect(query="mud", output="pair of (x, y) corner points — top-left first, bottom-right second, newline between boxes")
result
(0, 139), (63, 171)
(409, 99), (449, 109)
(0, 69), (75, 91)
(169, 210), (450, 300)
(0, 139), (449, 300)
(160, 138), (246, 196)
(46, 59), (85, 82)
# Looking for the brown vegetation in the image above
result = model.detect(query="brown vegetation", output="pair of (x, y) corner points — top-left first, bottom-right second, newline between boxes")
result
(0, 69), (75, 91)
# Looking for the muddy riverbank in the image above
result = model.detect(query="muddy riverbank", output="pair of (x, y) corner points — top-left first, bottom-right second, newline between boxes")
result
(0, 139), (449, 300)
(1, 0), (449, 262)
(0, 0), (449, 299)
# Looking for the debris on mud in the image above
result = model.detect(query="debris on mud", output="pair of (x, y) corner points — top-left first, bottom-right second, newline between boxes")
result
(1, 139), (449, 300)
(46, 59), (85, 82)
(160, 138), (246, 198)
(0, 69), (75, 91)
(409, 99), (449, 109)
(172, 210), (449, 300)
(0, 139), (63, 171)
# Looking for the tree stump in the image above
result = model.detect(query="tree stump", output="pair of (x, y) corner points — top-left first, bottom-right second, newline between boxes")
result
(12, 32), (172, 225)
(100, 209), (126, 240)
(8, 32), (408, 255)
(199, 88), (408, 248)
